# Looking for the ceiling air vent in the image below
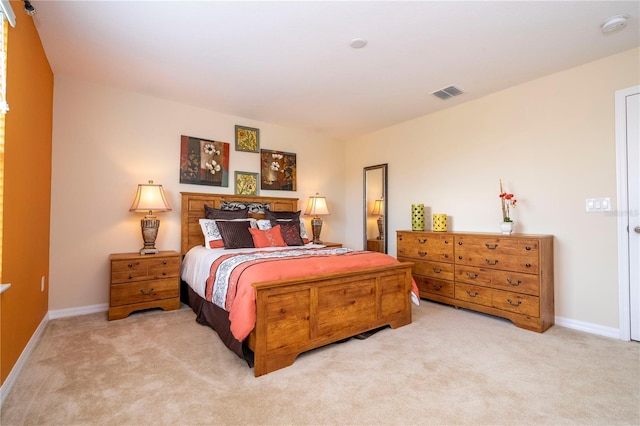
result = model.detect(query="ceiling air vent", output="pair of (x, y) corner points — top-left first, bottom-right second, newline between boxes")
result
(431, 85), (464, 100)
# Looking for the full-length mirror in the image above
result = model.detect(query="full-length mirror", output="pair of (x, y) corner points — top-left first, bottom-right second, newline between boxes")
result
(363, 164), (388, 253)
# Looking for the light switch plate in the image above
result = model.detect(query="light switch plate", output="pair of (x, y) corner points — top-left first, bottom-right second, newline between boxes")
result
(585, 197), (612, 212)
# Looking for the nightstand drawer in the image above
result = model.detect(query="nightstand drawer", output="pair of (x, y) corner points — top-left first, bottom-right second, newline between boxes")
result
(110, 278), (179, 307)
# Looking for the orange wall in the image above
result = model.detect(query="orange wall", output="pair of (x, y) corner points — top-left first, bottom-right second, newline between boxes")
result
(0, 2), (53, 385)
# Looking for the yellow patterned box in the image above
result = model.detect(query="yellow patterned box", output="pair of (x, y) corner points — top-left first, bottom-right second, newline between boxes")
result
(432, 213), (447, 232)
(411, 204), (425, 231)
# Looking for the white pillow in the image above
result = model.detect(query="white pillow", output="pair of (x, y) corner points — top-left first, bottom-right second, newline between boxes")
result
(256, 218), (310, 242)
(199, 218), (257, 249)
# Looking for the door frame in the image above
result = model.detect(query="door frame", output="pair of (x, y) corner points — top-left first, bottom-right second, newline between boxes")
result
(616, 85), (639, 341)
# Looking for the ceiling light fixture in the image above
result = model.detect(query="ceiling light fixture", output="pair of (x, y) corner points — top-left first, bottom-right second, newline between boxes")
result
(601, 14), (628, 33)
(350, 38), (367, 49)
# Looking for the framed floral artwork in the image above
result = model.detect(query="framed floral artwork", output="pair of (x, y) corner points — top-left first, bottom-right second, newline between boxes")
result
(235, 125), (260, 153)
(179, 135), (230, 187)
(234, 171), (259, 196)
(260, 149), (296, 191)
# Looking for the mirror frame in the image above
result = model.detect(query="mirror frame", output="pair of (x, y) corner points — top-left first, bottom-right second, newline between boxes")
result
(363, 163), (388, 253)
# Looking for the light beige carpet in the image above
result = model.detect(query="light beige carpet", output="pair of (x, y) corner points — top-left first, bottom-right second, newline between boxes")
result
(1, 301), (639, 425)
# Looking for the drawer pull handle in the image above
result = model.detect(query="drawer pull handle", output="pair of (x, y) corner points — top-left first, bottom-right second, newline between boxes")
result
(432, 284), (443, 290)
(485, 259), (499, 265)
(418, 251), (427, 257)
(507, 298), (522, 307)
(525, 246), (531, 251)
(525, 263), (532, 268)
(485, 243), (498, 249)
(398, 235), (403, 241)
(140, 288), (155, 295)
(466, 272), (478, 279)
(443, 254), (449, 259)
(128, 275), (133, 280)
(458, 241), (463, 246)
(162, 272), (167, 276)
(127, 263), (133, 268)
(458, 256), (463, 260)
(506, 278), (522, 286)
(466, 290), (479, 297)
(432, 267), (442, 273)
(444, 240), (449, 244)
(418, 238), (428, 244)
(162, 260), (168, 265)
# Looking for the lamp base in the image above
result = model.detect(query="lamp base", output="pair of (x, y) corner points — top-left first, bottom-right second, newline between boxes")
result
(140, 216), (160, 255)
(311, 217), (323, 245)
(377, 216), (384, 240)
(139, 247), (159, 255)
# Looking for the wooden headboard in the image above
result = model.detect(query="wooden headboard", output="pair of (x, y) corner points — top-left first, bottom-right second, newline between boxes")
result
(180, 192), (299, 254)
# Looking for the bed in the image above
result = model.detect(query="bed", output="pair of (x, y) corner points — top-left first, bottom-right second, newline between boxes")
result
(180, 191), (415, 376)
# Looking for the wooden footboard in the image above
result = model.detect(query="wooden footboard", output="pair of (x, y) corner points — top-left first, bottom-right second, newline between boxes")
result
(248, 262), (414, 377)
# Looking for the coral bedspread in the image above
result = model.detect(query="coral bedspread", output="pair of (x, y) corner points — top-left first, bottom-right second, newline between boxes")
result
(201, 247), (418, 341)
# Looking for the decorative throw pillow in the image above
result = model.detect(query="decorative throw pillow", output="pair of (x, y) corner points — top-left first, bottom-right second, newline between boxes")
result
(279, 221), (304, 246)
(216, 220), (255, 249)
(265, 210), (300, 224)
(204, 204), (249, 220)
(257, 218), (310, 244)
(249, 225), (287, 248)
(221, 201), (271, 214)
(199, 219), (225, 249)
(199, 218), (257, 249)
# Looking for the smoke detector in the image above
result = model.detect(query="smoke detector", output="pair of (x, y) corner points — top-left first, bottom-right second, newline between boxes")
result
(601, 14), (628, 33)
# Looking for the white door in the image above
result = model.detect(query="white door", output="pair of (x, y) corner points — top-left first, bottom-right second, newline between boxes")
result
(617, 86), (640, 341)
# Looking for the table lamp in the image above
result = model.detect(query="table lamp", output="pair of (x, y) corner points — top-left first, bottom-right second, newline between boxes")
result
(304, 193), (330, 244)
(371, 198), (384, 240)
(129, 180), (172, 255)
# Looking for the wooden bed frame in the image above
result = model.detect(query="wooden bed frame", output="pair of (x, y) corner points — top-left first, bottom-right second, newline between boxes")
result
(181, 191), (414, 376)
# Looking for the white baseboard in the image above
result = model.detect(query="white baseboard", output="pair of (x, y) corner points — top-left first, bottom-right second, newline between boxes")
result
(0, 313), (49, 407)
(48, 303), (108, 319)
(555, 316), (620, 340)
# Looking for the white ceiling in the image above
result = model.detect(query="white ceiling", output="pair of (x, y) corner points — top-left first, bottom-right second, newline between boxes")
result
(28, 1), (640, 140)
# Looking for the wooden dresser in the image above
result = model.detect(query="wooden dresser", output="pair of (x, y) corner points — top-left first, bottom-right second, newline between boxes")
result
(108, 251), (181, 320)
(397, 230), (554, 332)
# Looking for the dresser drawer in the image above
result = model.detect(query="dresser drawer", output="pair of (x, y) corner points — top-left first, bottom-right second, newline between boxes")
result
(411, 259), (454, 281)
(415, 276), (455, 299)
(110, 278), (179, 307)
(454, 265), (492, 286)
(456, 266), (539, 296)
(491, 289), (539, 317)
(455, 283), (492, 307)
(491, 270), (539, 296)
(455, 236), (539, 273)
(397, 232), (453, 263)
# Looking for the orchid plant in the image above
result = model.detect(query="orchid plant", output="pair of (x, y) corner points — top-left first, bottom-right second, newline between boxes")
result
(499, 179), (517, 222)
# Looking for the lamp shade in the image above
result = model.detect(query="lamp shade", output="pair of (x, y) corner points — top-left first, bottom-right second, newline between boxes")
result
(371, 199), (384, 216)
(129, 180), (172, 213)
(304, 193), (330, 217)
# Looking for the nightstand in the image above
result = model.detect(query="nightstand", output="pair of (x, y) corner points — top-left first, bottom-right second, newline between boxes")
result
(321, 242), (342, 248)
(108, 250), (181, 320)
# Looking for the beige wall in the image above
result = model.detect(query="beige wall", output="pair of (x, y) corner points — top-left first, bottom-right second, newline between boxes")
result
(49, 76), (345, 310)
(345, 48), (640, 331)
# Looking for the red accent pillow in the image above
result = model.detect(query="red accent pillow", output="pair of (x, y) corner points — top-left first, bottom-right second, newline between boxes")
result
(279, 221), (304, 246)
(249, 225), (287, 248)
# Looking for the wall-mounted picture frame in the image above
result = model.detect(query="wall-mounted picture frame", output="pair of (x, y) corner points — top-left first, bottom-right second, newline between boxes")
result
(235, 125), (260, 153)
(179, 135), (230, 187)
(234, 171), (259, 196)
(260, 149), (297, 191)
